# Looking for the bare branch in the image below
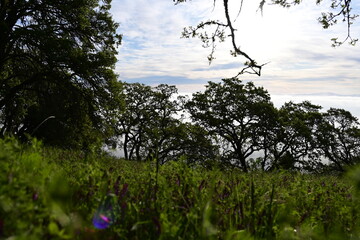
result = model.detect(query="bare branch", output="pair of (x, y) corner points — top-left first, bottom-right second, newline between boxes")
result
(257, 0), (266, 16)
(234, 0), (245, 21)
(182, 20), (227, 64)
(176, 0), (358, 77)
(223, 0), (263, 76)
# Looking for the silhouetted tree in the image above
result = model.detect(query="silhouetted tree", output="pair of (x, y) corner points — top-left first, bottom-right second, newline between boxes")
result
(267, 101), (323, 170)
(116, 83), (219, 164)
(186, 78), (275, 172)
(0, 0), (122, 150)
(316, 108), (360, 172)
(167, 122), (220, 167)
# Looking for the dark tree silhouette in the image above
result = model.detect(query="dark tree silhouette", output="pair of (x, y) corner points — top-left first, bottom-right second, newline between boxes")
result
(316, 108), (360, 172)
(186, 78), (275, 172)
(0, 0), (122, 149)
(267, 101), (323, 171)
(116, 83), (218, 164)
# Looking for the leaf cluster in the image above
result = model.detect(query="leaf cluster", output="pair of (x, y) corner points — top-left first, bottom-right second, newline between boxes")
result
(0, 0), (124, 150)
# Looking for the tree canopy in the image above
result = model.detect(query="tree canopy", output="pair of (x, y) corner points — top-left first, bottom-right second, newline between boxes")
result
(115, 83), (219, 166)
(0, 0), (123, 149)
(181, 78), (359, 172)
(316, 108), (360, 171)
(186, 78), (276, 172)
(112, 79), (360, 173)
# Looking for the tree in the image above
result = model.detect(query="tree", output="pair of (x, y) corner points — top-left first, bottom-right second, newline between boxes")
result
(116, 83), (219, 165)
(161, 122), (220, 167)
(267, 101), (323, 171)
(316, 108), (360, 172)
(138, 84), (183, 163)
(175, 0), (358, 76)
(185, 78), (275, 172)
(0, 0), (122, 149)
(115, 83), (156, 161)
(116, 83), (186, 161)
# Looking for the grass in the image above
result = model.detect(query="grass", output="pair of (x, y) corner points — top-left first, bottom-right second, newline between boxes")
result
(1, 137), (360, 239)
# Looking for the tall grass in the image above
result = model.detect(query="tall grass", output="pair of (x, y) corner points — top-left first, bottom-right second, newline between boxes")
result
(1, 137), (359, 239)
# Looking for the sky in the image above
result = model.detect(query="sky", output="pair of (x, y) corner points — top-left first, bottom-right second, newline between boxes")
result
(110, 0), (360, 118)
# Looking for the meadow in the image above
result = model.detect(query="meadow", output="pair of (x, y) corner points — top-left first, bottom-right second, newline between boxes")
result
(1, 137), (360, 240)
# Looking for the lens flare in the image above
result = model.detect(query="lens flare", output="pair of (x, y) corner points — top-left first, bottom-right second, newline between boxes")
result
(100, 214), (110, 223)
(92, 194), (118, 229)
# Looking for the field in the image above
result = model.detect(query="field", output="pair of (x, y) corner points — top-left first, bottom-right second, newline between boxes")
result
(1, 138), (360, 239)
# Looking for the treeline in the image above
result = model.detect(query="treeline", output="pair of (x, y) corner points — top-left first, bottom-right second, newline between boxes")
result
(110, 78), (360, 173)
(1, 74), (360, 172)
(1, 1), (359, 173)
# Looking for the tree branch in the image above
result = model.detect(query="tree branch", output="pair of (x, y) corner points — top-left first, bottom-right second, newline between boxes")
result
(176, 0), (358, 76)
(223, 0), (263, 76)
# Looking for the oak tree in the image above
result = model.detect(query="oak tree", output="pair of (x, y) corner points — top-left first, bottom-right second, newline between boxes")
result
(116, 83), (218, 165)
(267, 101), (323, 171)
(186, 78), (275, 172)
(0, 0), (122, 149)
(316, 108), (360, 172)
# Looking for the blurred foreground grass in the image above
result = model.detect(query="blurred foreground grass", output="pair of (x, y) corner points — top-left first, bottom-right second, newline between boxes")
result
(1, 137), (360, 239)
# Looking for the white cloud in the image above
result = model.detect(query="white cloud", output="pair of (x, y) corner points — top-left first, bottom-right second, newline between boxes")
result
(271, 94), (360, 120)
(110, 0), (360, 95)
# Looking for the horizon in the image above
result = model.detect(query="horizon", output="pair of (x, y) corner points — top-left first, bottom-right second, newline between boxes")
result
(175, 91), (360, 119)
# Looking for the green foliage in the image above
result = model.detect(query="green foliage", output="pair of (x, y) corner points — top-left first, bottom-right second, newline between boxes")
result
(184, 79), (360, 172)
(1, 138), (360, 239)
(268, 101), (323, 171)
(0, 0), (123, 150)
(115, 83), (219, 164)
(316, 108), (360, 172)
(0, 137), (76, 239)
(186, 78), (277, 172)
